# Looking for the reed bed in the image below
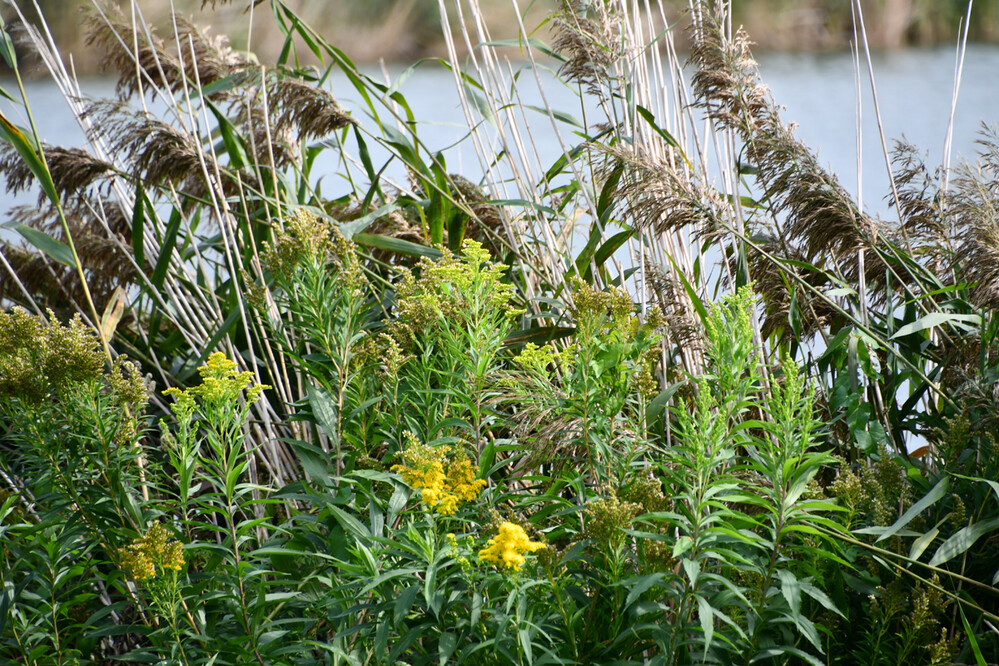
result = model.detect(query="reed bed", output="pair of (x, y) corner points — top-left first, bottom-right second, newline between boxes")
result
(0, 0), (997, 663)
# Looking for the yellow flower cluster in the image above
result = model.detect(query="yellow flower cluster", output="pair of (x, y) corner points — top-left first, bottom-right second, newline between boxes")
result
(121, 523), (185, 582)
(163, 352), (270, 419)
(446, 532), (472, 571)
(477, 522), (546, 571)
(392, 434), (485, 516)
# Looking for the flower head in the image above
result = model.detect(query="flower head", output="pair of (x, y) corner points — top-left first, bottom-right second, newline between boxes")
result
(478, 521), (546, 571)
(163, 352), (270, 420)
(121, 523), (185, 582)
(392, 433), (485, 516)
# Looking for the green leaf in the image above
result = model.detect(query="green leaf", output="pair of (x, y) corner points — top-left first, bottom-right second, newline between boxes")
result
(381, 125), (429, 178)
(206, 99), (250, 170)
(199, 72), (249, 99)
(597, 162), (623, 223)
(464, 82), (497, 129)
(284, 438), (332, 483)
(751, 646), (824, 666)
(777, 569), (802, 615)
(696, 595), (714, 654)
(587, 229), (635, 280)
(960, 605), (988, 666)
(471, 590), (482, 628)
(647, 380), (685, 423)
(799, 580), (843, 617)
(386, 59), (425, 96)
(447, 210), (467, 252)
(354, 233), (441, 259)
(953, 473), (999, 505)
(928, 517), (999, 567)
(151, 209), (183, 289)
(308, 385), (340, 445)
(890, 312), (981, 339)
(131, 182), (147, 269)
(0, 20), (17, 68)
(682, 557), (699, 586)
(570, 223), (601, 280)
(672, 535), (693, 559)
(876, 475), (949, 542)
(0, 111), (59, 206)
(0, 581), (13, 638)
(338, 203), (400, 240)
(11, 223), (75, 267)
(394, 585), (420, 627)
(483, 198), (556, 216)
(439, 632), (457, 664)
(624, 573), (666, 607)
(327, 505), (371, 539)
(519, 626), (534, 665)
(909, 521), (944, 562)
(664, 251), (709, 326)
(524, 104), (583, 128)
(480, 37), (565, 61)
(635, 104), (681, 150)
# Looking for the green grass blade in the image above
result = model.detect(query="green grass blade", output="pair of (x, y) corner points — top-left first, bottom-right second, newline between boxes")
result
(9, 223), (75, 267)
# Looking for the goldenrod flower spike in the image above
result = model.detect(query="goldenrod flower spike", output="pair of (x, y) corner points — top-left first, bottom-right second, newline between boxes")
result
(121, 523), (186, 582)
(392, 433), (486, 516)
(477, 522), (545, 572)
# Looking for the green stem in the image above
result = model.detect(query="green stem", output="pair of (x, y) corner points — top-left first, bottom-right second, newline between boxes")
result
(7, 50), (110, 363)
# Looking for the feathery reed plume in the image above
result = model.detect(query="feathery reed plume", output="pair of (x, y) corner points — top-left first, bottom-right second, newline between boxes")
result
(689, 5), (877, 265)
(492, 380), (584, 474)
(951, 125), (999, 310)
(0, 142), (115, 210)
(236, 105), (299, 169)
(686, 1), (914, 336)
(601, 147), (726, 238)
(891, 141), (948, 241)
(691, 5), (864, 253)
(85, 100), (216, 194)
(174, 18), (256, 95)
(84, 4), (183, 100)
(42, 147), (116, 202)
(0, 142), (40, 197)
(85, 5), (254, 101)
(745, 237), (836, 341)
(268, 78), (357, 141)
(1, 204), (136, 317)
(888, 141), (955, 281)
(647, 264), (704, 355)
(551, 0), (623, 97)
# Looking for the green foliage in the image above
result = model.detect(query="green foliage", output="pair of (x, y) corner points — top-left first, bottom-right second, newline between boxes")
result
(1, 0), (998, 663)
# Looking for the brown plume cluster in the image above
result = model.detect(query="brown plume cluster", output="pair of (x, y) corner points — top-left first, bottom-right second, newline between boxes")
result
(0, 1), (356, 323)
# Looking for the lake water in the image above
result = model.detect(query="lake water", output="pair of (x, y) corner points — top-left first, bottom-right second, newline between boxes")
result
(1, 45), (997, 218)
(2, 46), (993, 456)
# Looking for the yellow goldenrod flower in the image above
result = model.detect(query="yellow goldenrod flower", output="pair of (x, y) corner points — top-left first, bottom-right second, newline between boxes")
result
(446, 458), (485, 503)
(392, 433), (485, 516)
(120, 549), (155, 582)
(478, 522), (545, 571)
(445, 532), (473, 571)
(121, 523), (185, 582)
(163, 352), (270, 416)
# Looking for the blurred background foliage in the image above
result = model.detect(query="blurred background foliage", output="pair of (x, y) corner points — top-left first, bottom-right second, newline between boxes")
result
(2, 0), (998, 76)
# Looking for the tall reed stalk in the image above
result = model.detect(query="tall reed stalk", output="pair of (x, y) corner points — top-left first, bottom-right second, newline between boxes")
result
(1, 1), (998, 661)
